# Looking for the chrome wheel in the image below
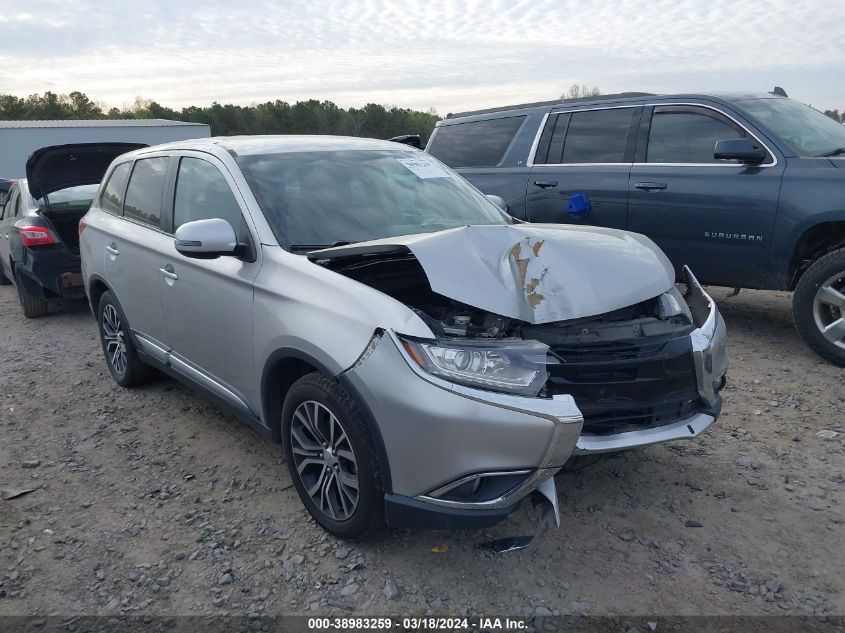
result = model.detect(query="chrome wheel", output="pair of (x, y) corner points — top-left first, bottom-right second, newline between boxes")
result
(813, 272), (845, 350)
(102, 304), (128, 375)
(290, 400), (359, 521)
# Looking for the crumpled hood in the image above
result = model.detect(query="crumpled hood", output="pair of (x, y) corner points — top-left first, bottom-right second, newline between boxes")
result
(310, 224), (676, 324)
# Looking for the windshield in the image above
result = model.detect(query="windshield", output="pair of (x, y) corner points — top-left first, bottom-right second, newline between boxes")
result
(237, 149), (511, 249)
(37, 183), (100, 210)
(739, 98), (845, 157)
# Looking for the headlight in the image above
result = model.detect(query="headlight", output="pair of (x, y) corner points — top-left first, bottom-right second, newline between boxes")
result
(399, 336), (550, 397)
(658, 286), (693, 322)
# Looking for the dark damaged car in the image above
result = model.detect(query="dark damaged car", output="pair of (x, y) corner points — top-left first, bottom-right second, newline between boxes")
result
(79, 137), (727, 537)
(0, 143), (144, 317)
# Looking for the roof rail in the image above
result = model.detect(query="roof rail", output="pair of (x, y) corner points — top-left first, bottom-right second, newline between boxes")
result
(446, 92), (657, 119)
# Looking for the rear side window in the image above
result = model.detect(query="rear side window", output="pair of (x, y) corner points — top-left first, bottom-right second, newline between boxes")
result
(428, 116), (525, 168)
(559, 108), (634, 163)
(123, 157), (169, 228)
(647, 107), (744, 164)
(173, 158), (243, 231)
(100, 162), (132, 215)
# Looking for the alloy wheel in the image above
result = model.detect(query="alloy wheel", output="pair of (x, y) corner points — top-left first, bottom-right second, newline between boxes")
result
(102, 304), (128, 375)
(813, 272), (845, 350)
(289, 400), (359, 521)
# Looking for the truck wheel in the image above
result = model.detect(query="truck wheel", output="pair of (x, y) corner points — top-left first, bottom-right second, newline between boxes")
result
(793, 247), (845, 366)
(97, 291), (156, 387)
(15, 269), (48, 318)
(281, 372), (384, 539)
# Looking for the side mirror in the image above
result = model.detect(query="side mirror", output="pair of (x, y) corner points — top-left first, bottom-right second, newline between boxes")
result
(174, 218), (238, 258)
(714, 138), (766, 164)
(486, 194), (508, 213)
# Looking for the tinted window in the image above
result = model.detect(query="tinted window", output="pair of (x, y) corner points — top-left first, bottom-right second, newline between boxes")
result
(427, 116), (525, 167)
(37, 184), (100, 211)
(174, 158), (242, 230)
(560, 108), (633, 163)
(237, 150), (510, 248)
(647, 109), (743, 163)
(739, 97), (845, 157)
(123, 158), (169, 228)
(2, 188), (18, 220)
(100, 162), (132, 215)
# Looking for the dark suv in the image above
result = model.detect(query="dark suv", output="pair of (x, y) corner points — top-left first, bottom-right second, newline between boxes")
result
(425, 91), (845, 365)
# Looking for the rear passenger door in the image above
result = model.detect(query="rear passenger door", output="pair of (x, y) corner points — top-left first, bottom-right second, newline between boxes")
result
(627, 104), (783, 286)
(102, 156), (173, 356)
(526, 106), (640, 228)
(158, 153), (262, 417)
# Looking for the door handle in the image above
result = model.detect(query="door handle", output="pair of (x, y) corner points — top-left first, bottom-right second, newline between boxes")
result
(105, 244), (119, 256)
(634, 182), (667, 191)
(533, 180), (558, 189)
(159, 267), (178, 281)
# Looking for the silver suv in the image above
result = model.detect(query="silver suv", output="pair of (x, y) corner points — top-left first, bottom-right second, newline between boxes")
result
(80, 136), (727, 538)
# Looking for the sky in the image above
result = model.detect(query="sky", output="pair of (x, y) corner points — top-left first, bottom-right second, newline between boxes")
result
(0, 0), (844, 115)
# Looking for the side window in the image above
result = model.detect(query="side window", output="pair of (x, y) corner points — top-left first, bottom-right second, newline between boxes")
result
(123, 157), (169, 228)
(173, 158), (243, 231)
(427, 116), (526, 168)
(560, 108), (634, 163)
(99, 162), (132, 215)
(647, 107), (744, 164)
(5, 188), (21, 220)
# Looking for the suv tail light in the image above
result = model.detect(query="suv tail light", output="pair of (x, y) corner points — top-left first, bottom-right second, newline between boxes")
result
(19, 226), (56, 247)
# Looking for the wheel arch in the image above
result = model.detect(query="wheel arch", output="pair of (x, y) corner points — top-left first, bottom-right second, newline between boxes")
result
(87, 274), (111, 317)
(789, 220), (845, 289)
(260, 347), (393, 493)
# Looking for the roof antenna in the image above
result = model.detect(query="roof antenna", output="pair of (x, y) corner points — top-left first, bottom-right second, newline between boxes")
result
(771, 86), (788, 97)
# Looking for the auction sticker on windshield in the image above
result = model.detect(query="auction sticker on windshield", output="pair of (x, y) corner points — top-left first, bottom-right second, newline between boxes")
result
(397, 157), (450, 179)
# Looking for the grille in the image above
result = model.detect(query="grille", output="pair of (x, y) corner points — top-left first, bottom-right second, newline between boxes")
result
(546, 335), (703, 436)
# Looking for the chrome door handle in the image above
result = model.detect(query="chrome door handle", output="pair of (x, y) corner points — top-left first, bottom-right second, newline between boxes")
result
(533, 180), (558, 189)
(634, 182), (667, 191)
(159, 267), (178, 280)
(105, 244), (119, 255)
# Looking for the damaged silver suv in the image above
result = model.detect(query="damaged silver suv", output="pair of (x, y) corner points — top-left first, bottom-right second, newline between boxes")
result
(79, 136), (727, 537)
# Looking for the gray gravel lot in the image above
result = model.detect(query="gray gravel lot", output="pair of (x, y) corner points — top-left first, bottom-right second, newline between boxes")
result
(0, 285), (843, 619)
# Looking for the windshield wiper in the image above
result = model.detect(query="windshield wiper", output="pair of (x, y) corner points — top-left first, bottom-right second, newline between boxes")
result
(817, 148), (845, 157)
(289, 241), (354, 253)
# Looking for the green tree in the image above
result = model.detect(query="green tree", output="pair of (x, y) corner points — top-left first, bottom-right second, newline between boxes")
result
(0, 90), (441, 142)
(823, 109), (842, 122)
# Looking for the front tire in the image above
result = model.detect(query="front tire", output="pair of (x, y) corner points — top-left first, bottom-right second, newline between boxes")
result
(15, 269), (48, 318)
(793, 248), (845, 366)
(97, 291), (156, 387)
(282, 372), (384, 539)
(0, 263), (11, 285)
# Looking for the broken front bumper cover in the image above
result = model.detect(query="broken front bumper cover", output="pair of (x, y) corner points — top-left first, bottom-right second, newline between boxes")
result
(343, 330), (583, 529)
(573, 266), (727, 454)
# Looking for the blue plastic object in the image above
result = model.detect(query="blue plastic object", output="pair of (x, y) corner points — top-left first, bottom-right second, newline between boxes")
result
(566, 193), (591, 220)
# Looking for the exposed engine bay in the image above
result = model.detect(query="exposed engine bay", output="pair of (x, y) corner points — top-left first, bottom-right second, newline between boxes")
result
(316, 250), (694, 345)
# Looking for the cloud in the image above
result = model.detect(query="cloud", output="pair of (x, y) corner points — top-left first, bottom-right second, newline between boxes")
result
(0, 0), (843, 113)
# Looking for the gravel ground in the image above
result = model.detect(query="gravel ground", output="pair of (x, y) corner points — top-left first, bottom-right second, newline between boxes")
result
(0, 285), (843, 620)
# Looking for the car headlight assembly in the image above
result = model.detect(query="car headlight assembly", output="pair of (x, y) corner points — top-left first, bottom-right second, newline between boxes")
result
(658, 285), (693, 322)
(399, 336), (550, 397)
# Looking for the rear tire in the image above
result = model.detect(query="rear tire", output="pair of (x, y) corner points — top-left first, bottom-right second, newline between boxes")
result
(97, 291), (156, 387)
(15, 269), (48, 318)
(793, 247), (845, 366)
(0, 263), (11, 285)
(281, 372), (384, 539)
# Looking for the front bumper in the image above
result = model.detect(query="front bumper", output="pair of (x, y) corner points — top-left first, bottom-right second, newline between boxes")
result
(571, 266), (727, 454)
(343, 331), (584, 527)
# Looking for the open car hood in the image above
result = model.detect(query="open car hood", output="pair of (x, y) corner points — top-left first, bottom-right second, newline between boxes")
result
(26, 143), (146, 200)
(309, 224), (676, 324)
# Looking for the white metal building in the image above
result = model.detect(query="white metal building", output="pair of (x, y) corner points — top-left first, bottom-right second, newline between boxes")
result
(0, 119), (211, 179)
